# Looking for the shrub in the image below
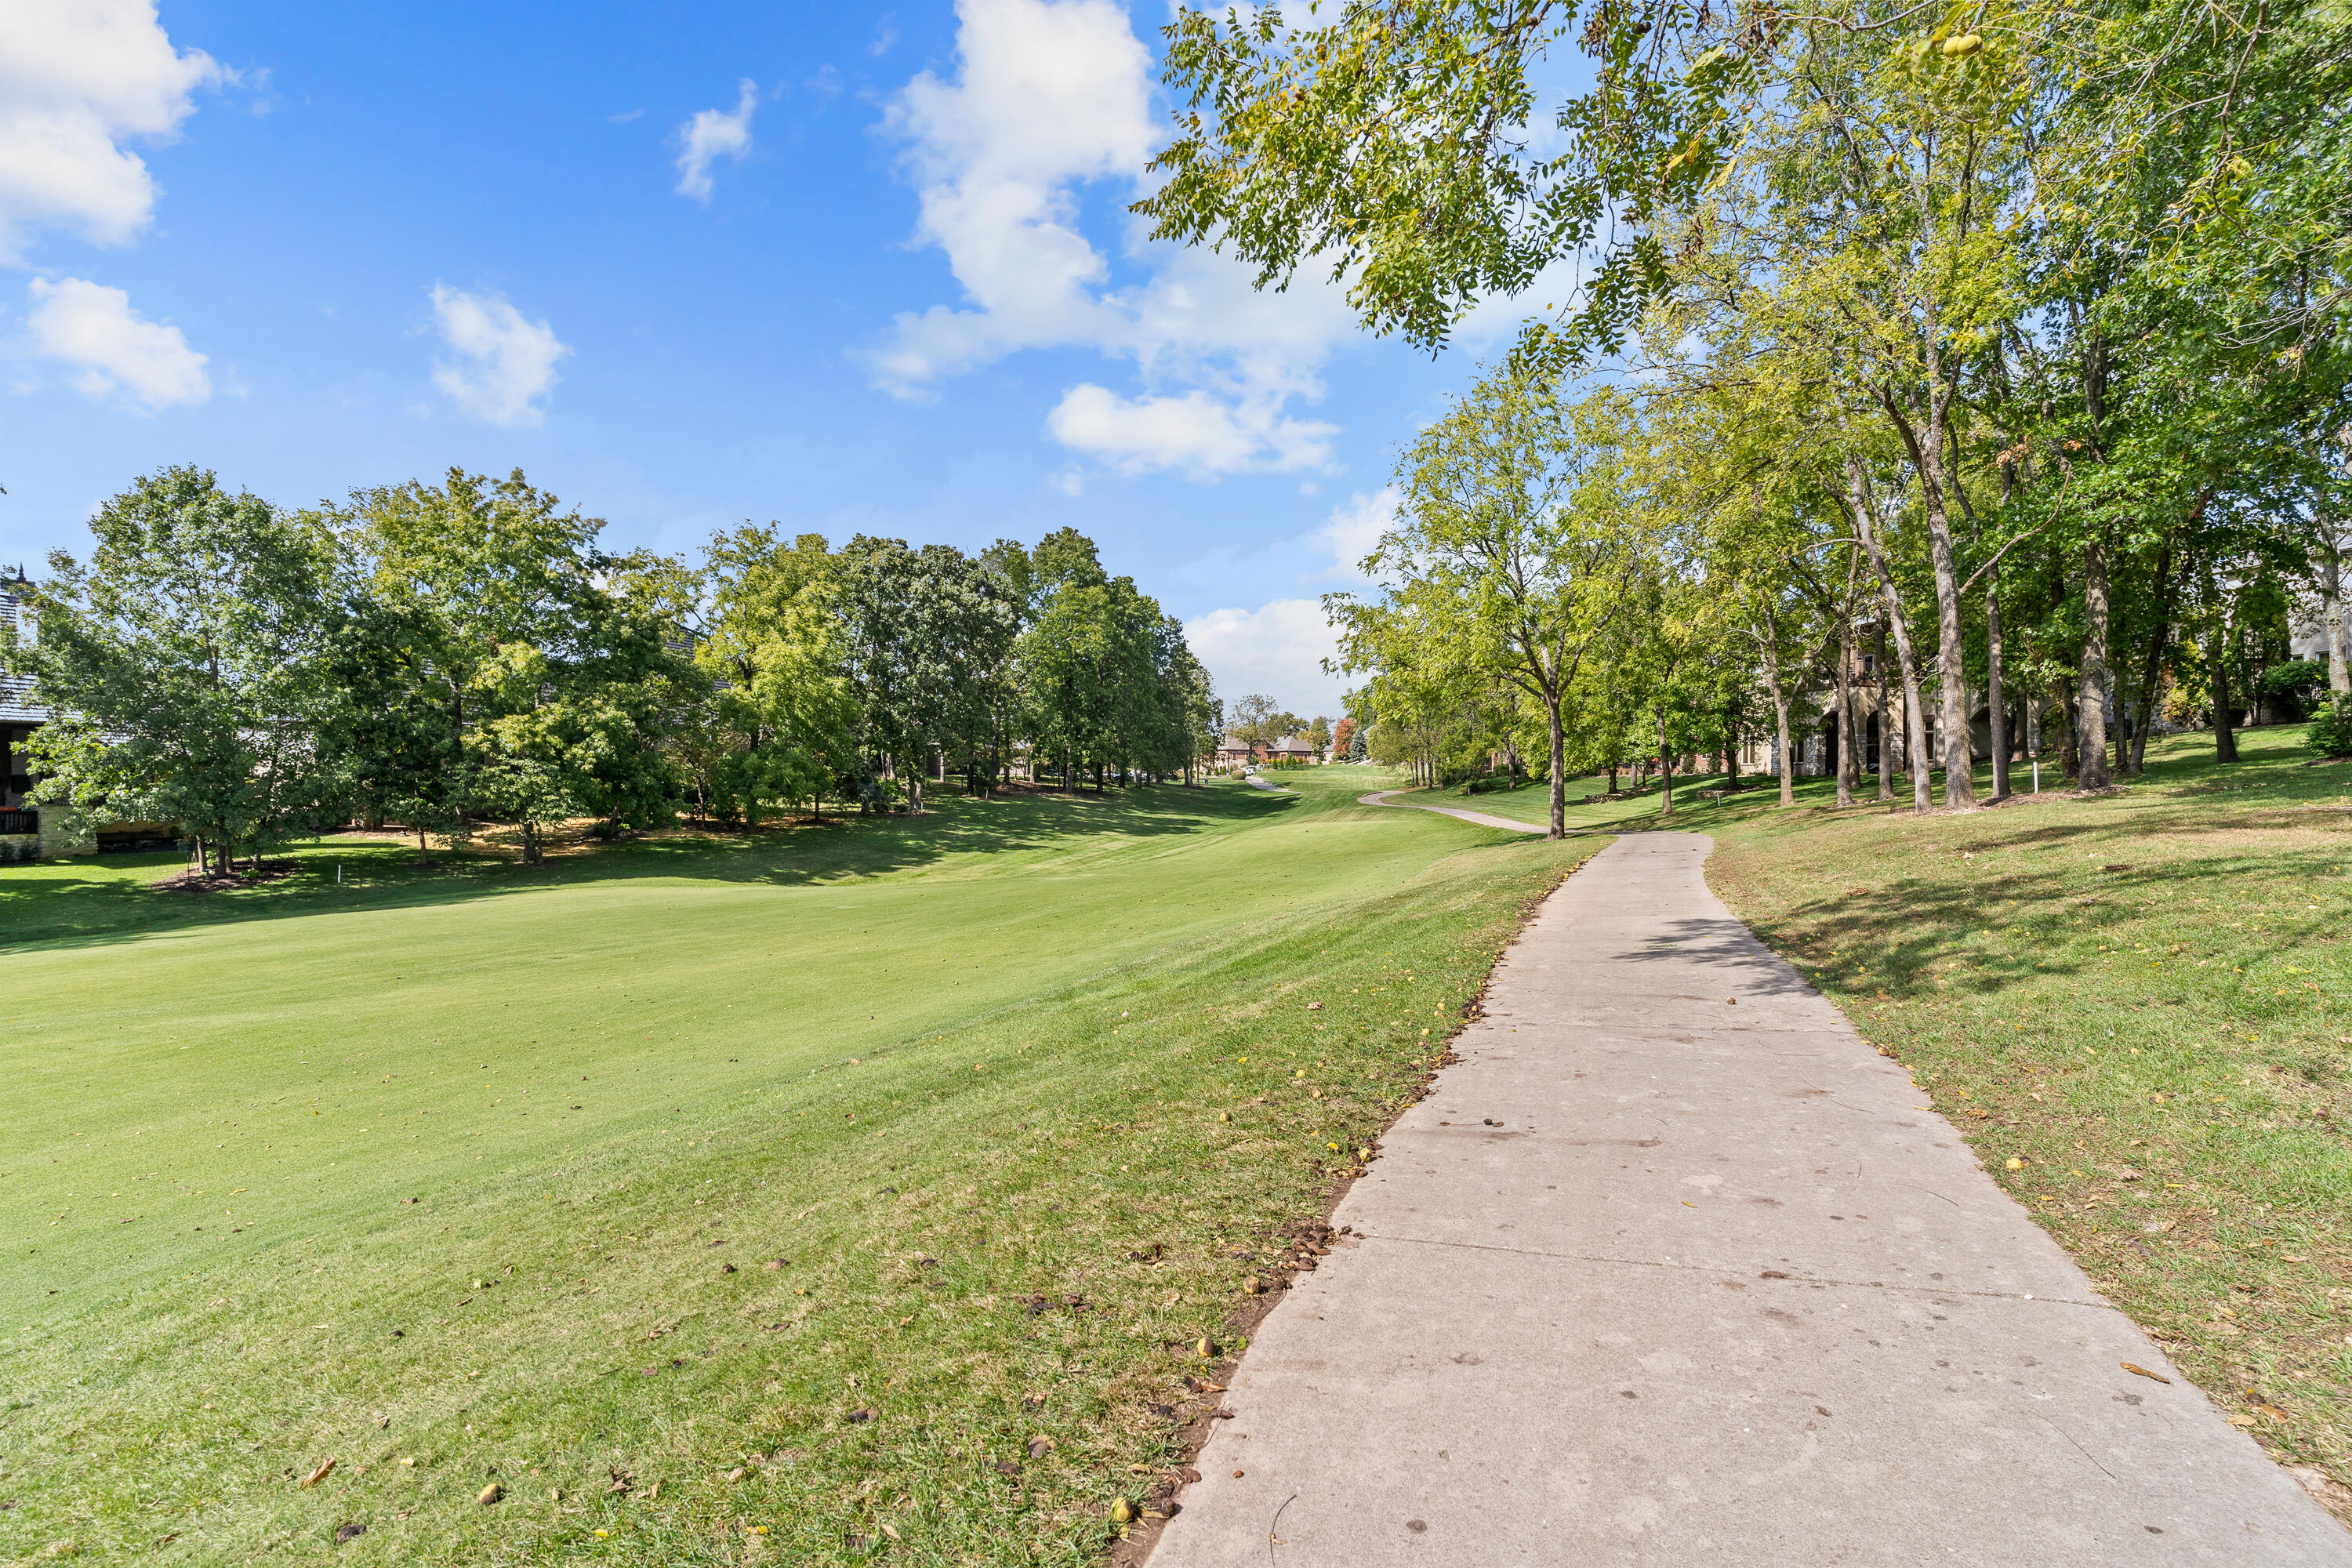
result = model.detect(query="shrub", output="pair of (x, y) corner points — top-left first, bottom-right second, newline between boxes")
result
(2262, 659), (2328, 720)
(2308, 696), (2352, 760)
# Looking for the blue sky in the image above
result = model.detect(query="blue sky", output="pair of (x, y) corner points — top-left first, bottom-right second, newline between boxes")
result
(0, 1), (1549, 713)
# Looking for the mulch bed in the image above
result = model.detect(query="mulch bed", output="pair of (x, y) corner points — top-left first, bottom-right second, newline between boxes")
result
(152, 861), (300, 894)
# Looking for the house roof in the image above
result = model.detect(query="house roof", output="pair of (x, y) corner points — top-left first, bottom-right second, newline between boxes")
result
(0, 582), (41, 725)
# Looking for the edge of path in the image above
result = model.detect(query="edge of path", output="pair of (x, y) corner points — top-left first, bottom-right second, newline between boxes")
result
(1106, 812), (1611, 1567)
(1359, 787), (1602, 837)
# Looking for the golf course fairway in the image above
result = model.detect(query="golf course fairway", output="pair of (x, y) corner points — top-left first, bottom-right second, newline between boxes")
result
(2, 771), (1592, 1565)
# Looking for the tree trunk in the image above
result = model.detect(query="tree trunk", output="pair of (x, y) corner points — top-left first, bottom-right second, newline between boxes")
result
(1875, 624), (1893, 802)
(2060, 678), (2082, 779)
(1768, 666), (1795, 807)
(1835, 609), (1857, 808)
(2209, 606), (2240, 763)
(1987, 590), (2009, 799)
(1886, 406), (1976, 808)
(2129, 537), (2179, 775)
(1545, 689), (1566, 839)
(1657, 710), (1674, 817)
(2322, 526), (2349, 695)
(2077, 535), (2114, 790)
(1849, 461), (1933, 814)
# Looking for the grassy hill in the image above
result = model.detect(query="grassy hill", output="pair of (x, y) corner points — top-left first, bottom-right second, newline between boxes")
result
(0, 773), (1595, 1565)
(1417, 726), (2352, 1511)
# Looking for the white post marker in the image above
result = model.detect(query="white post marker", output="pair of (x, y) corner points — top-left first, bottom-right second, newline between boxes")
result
(2032, 760), (2039, 794)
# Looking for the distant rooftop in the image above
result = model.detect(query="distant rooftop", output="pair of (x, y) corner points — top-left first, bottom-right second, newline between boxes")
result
(1, 576), (43, 725)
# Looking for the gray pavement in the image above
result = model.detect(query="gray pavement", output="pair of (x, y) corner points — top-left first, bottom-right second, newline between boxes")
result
(1149, 832), (2351, 1566)
(1359, 788), (1554, 834)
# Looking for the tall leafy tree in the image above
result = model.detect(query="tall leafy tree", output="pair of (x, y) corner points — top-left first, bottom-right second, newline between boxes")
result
(20, 467), (343, 873)
(1331, 370), (1645, 837)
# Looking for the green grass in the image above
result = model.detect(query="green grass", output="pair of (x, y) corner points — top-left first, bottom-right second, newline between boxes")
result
(1410, 726), (2352, 1511)
(0, 771), (1596, 1565)
(1421, 766), (1717, 829)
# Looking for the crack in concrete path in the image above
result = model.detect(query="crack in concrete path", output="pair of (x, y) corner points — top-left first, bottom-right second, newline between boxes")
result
(1149, 830), (2352, 1566)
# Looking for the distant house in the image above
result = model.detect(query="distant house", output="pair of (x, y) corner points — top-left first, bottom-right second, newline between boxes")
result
(1264, 734), (1318, 764)
(1212, 738), (1256, 770)
(1, 570), (148, 862)
(2, 571), (65, 859)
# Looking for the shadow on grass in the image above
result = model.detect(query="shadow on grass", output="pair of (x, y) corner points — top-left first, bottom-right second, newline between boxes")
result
(0, 782), (1290, 955)
(1719, 729), (2350, 1019)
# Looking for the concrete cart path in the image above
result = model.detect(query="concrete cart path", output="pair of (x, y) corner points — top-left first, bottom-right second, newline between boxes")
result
(1359, 789), (1555, 835)
(1149, 833), (2351, 1566)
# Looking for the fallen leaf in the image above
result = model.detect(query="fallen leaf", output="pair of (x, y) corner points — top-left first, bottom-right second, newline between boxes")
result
(477, 1484), (502, 1505)
(727, 1467), (746, 1483)
(764, 1258), (789, 1272)
(333, 1523), (366, 1545)
(845, 1408), (875, 1424)
(1110, 1498), (1137, 1524)
(299, 1457), (337, 1490)
(1027, 1436), (1055, 1457)
(1243, 1276), (1265, 1295)
(2120, 1363), (2172, 1384)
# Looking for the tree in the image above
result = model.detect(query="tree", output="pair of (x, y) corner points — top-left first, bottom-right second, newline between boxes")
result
(837, 538), (1016, 813)
(20, 467), (343, 873)
(1140, 2), (1757, 359)
(332, 469), (601, 849)
(1333, 370), (1644, 837)
(1225, 694), (1301, 755)
(332, 470), (694, 858)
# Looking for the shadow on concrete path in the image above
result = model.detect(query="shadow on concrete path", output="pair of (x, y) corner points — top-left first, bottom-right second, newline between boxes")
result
(1149, 831), (2352, 1566)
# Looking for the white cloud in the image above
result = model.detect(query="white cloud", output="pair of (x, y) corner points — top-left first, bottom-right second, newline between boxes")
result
(1318, 487), (1397, 581)
(426, 285), (570, 426)
(874, 0), (1359, 477)
(674, 79), (757, 201)
(25, 275), (208, 408)
(0, 0), (223, 261)
(1047, 383), (1336, 477)
(1185, 598), (1348, 716)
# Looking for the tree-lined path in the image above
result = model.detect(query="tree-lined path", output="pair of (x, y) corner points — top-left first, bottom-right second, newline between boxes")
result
(1153, 834), (2350, 1565)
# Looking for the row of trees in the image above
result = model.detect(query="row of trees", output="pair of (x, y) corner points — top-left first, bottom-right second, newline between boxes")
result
(11, 466), (1216, 871)
(1151, 0), (2350, 836)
